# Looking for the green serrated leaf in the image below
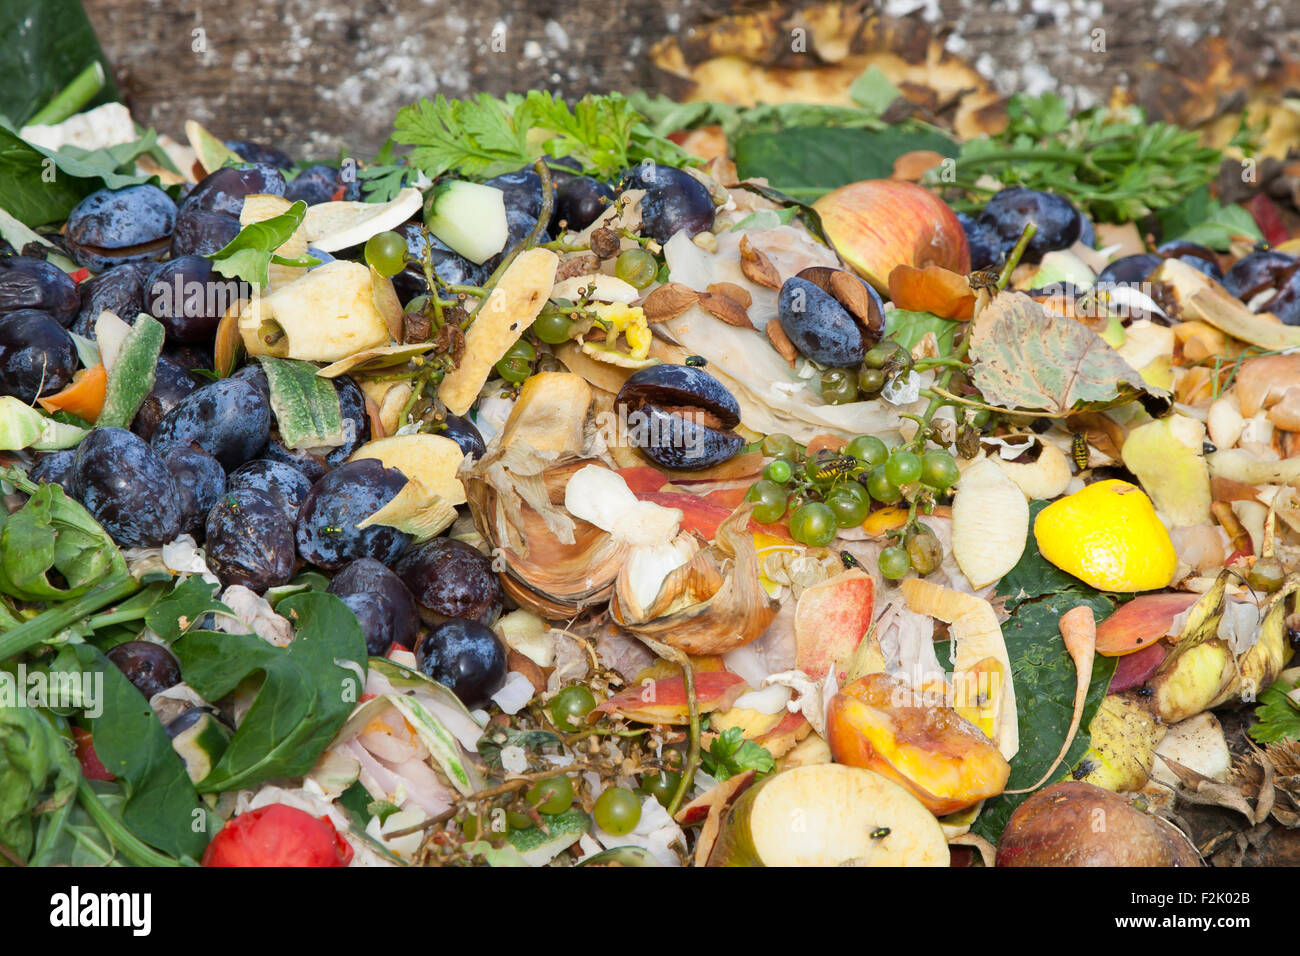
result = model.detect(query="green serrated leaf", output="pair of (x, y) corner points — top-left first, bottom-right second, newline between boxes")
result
(209, 200), (307, 288)
(1249, 679), (1300, 744)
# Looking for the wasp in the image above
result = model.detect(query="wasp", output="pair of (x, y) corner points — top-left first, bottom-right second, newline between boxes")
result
(1070, 432), (1089, 472)
(968, 269), (1001, 293)
(809, 453), (858, 482)
(685, 355), (708, 367)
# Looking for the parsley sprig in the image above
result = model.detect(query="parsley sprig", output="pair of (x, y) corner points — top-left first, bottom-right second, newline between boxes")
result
(1249, 678), (1300, 745)
(700, 726), (775, 782)
(390, 91), (694, 181)
(934, 93), (1236, 223)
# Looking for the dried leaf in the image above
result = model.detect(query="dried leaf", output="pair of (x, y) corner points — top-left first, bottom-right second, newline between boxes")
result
(968, 292), (1171, 416)
(765, 318), (797, 367)
(698, 292), (754, 329)
(738, 235), (781, 290)
(707, 281), (753, 309)
(642, 282), (700, 323)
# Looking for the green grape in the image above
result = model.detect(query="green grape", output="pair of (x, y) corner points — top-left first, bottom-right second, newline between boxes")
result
(364, 230), (408, 278)
(878, 544), (911, 580)
(920, 449), (960, 490)
(615, 248), (658, 289)
(845, 435), (888, 469)
(863, 340), (903, 370)
(503, 339), (536, 363)
(763, 458), (794, 485)
(593, 787), (642, 835)
(884, 450), (922, 487)
(549, 685), (597, 731)
(761, 433), (801, 461)
(970, 409), (992, 428)
(789, 502), (837, 547)
(507, 809), (534, 830)
(866, 466), (902, 504)
(857, 367), (886, 396)
(526, 776), (575, 815)
(639, 770), (682, 809)
(826, 491), (870, 528)
(785, 491), (808, 514)
(533, 310), (575, 345)
(820, 368), (858, 405)
(745, 479), (789, 524)
(905, 527), (943, 576)
(494, 356), (531, 385)
(459, 813), (479, 839)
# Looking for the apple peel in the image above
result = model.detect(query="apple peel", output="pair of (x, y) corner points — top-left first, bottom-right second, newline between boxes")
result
(793, 569), (875, 681)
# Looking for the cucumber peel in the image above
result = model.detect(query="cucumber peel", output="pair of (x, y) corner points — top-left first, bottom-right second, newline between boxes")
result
(97, 313), (165, 428)
(0, 396), (87, 450)
(423, 180), (508, 265)
(505, 808), (590, 866)
(258, 356), (344, 451)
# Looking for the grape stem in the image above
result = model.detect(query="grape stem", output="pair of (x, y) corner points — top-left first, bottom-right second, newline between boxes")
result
(665, 658), (701, 818)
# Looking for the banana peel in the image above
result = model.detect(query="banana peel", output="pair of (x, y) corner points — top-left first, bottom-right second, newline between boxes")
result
(1074, 693), (1167, 792)
(1147, 572), (1235, 724)
(1208, 575), (1299, 709)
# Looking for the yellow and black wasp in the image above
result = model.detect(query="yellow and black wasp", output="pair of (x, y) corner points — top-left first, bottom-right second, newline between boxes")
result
(1070, 432), (1089, 472)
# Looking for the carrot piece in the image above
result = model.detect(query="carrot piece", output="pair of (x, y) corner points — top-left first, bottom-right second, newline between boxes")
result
(36, 363), (107, 421)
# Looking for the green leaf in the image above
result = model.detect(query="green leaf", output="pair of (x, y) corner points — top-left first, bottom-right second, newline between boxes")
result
(70, 644), (210, 860)
(968, 292), (1171, 416)
(0, 0), (119, 127)
(849, 66), (903, 116)
(172, 591), (368, 792)
(0, 704), (79, 861)
(209, 200), (308, 288)
(963, 588), (1117, 843)
(0, 480), (122, 602)
(884, 309), (961, 356)
(0, 126), (94, 227)
(144, 576), (233, 643)
(1167, 201), (1263, 251)
(1249, 679), (1300, 744)
(701, 726), (775, 781)
(996, 500), (1109, 610)
(733, 126), (958, 201)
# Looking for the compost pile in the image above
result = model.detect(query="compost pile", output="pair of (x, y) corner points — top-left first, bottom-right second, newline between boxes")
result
(1, 64), (1299, 868)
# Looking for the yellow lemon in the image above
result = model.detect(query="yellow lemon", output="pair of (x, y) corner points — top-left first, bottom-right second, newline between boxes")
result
(1033, 480), (1176, 592)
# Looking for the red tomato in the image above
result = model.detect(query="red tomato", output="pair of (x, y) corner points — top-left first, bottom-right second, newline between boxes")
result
(202, 804), (354, 867)
(72, 726), (114, 781)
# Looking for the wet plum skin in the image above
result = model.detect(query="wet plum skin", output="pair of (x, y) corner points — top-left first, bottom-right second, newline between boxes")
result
(328, 557), (420, 655)
(956, 212), (1002, 272)
(180, 164), (286, 218)
(0, 309), (78, 402)
(73, 263), (150, 337)
(439, 414), (487, 460)
(146, 255), (247, 343)
(0, 256), (79, 326)
(1095, 254), (1162, 288)
(29, 450), (77, 494)
(150, 378), (271, 471)
(395, 537), (503, 626)
(170, 208), (242, 259)
(64, 185), (178, 272)
(72, 427), (183, 548)
(224, 140), (294, 170)
(131, 355), (200, 442)
(106, 641), (182, 700)
(227, 459), (312, 522)
(163, 445), (227, 537)
(204, 488), (296, 593)
(627, 163), (715, 243)
(776, 276), (867, 368)
(390, 223), (486, 304)
(977, 187), (1081, 263)
(616, 363), (744, 471)
(554, 176), (616, 232)
(415, 618), (508, 709)
(262, 373), (369, 474)
(295, 459), (412, 571)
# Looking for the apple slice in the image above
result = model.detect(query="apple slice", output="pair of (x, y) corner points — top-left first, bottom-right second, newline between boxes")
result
(794, 569), (875, 681)
(593, 671), (747, 725)
(709, 764), (949, 866)
(1094, 592), (1197, 656)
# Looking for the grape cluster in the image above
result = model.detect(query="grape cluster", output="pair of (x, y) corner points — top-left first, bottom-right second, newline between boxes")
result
(746, 429), (960, 580)
(819, 339), (914, 405)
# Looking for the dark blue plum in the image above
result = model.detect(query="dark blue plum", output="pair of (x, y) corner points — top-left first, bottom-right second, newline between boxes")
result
(284, 164), (339, 206)
(180, 164), (286, 218)
(204, 488), (295, 593)
(150, 378), (270, 471)
(146, 255), (247, 343)
(29, 450), (76, 494)
(131, 355), (199, 441)
(554, 176), (616, 232)
(1096, 254), (1162, 288)
(0, 256), (79, 325)
(483, 168), (546, 220)
(395, 537), (502, 625)
(776, 276), (867, 368)
(64, 185), (177, 272)
(1223, 250), (1298, 301)
(627, 163), (714, 243)
(169, 208), (242, 258)
(163, 445), (227, 536)
(227, 459), (312, 522)
(0, 309), (77, 402)
(439, 414), (486, 460)
(72, 427), (182, 547)
(223, 140), (294, 170)
(415, 618), (507, 709)
(1077, 214), (1097, 250)
(482, 207), (541, 274)
(73, 263), (150, 337)
(106, 641), (181, 699)
(977, 187), (1082, 263)
(328, 557), (420, 655)
(227, 362), (269, 398)
(295, 458), (412, 571)
(956, 212), (1002, 271)
(615, 363), (744, 471)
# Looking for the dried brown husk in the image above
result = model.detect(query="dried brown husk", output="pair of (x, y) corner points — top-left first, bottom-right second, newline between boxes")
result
(462, 444), (628, 619)
(610, 505), (778, 654)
